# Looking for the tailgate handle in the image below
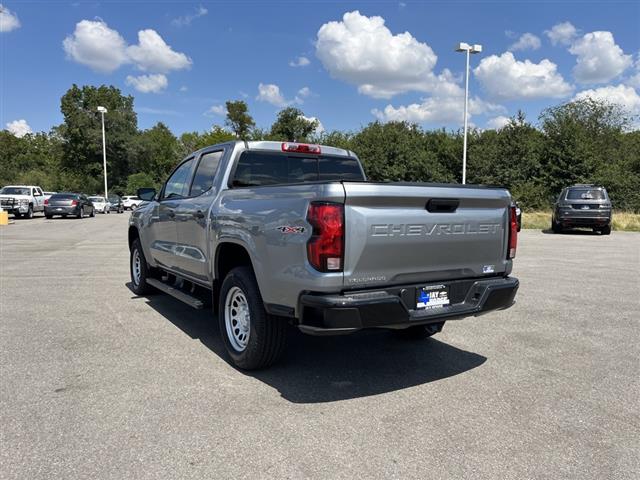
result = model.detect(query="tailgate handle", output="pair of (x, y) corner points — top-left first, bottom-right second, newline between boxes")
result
(426, 198), (459, 213)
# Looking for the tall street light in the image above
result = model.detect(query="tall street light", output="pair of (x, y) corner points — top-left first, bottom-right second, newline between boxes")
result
(97, 106), (108, 199)
(455, 42), (482, 184)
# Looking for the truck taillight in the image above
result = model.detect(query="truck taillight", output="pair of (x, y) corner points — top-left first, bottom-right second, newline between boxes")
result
(306, 202), (344, 272)
(282, 142), (321, 154)
(508, 206), (518, 259)
(44, 199), (48, 205)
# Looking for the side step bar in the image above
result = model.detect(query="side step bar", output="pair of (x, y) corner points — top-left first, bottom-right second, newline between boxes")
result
(146, 278), (204, 309)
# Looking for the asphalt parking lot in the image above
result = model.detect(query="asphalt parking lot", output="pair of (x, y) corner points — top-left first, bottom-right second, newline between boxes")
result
(1, 214), (638, 479)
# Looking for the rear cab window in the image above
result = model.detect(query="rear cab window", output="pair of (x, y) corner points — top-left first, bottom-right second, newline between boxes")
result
(231, 151), (364, 187)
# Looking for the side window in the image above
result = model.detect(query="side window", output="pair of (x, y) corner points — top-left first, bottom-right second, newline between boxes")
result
(163, 158), (194, 199)
(190, 151), (223, 196)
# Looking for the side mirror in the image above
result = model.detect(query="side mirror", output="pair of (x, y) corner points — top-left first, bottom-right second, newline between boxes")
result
(137, 187), (156, 201)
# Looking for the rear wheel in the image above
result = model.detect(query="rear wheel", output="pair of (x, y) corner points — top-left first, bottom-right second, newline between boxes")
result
(77, 207), (83, 219)
(130, 238), (156, 295)
(218, 267), (287, 370)
(25, 205), (33, 219)
(395, 322), (445, 339)
(45, 214), (53, 219)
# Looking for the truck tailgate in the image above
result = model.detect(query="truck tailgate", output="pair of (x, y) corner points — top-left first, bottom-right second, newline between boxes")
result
(342, 182), (512, 289)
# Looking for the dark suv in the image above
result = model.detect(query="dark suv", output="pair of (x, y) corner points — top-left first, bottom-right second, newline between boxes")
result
(552, 185), (612, 235)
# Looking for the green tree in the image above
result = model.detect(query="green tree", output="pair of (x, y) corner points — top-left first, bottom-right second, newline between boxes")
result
(225, 100), (255, 139)
(125, 172), (158, 194)
(539, 98), (631, 199)
(178, 126), (235, 157)
(58, 84), (138, 191)
(132, 122), (179, 184)
(270, 107), (318, 142)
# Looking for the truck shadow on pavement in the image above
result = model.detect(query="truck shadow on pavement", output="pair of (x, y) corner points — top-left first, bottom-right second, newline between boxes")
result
(138, 290), (487, 404)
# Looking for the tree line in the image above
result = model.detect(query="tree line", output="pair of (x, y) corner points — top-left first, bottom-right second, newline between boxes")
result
(1, 84), (638, 211)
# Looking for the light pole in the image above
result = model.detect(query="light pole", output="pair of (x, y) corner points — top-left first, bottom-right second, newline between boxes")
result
(455, 42), (482, 184)
(97, 106), (108, 199)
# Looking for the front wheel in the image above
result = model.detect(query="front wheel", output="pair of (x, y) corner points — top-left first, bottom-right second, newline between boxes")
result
(218, 267), (287, 370)
(551, 218), (562, 233)
(600, 225), (611, 235)
(25, 205), (33, 219)
(130, 238), (156, 295)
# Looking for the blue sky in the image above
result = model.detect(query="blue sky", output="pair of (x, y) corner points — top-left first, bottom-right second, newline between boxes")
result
(1, 0), (639, 137)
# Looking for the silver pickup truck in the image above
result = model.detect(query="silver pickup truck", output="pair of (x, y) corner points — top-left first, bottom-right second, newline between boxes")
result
(129, 141), (519, 369)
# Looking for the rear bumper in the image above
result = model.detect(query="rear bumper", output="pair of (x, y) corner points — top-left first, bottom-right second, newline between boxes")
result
(560, 216), (611, 227)
(45, 206), (79, 215)
(298, 276), (519, 335)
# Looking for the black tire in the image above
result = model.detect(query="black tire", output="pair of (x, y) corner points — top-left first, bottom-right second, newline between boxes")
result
(395, 322), (445, 339)
(218, 267), (287, 370)
(77, 207), (83, 219)
(551, 218), (562, 233)
(62, 214), (67, 218)
(25, 205), (34, 219)
(45, 214), (53, 219)
(90, 208), (95, 218)
(600, 225), (611, 235)
(14, 212), (21, 219)
(129, 238), (157, 295)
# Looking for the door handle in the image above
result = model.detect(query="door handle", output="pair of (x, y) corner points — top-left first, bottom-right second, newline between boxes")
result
(167, 209), (175, 218)
(193, 210), (205, 219)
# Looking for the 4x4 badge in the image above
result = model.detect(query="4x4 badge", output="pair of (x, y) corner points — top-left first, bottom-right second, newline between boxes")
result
(277, 226), (305, 234)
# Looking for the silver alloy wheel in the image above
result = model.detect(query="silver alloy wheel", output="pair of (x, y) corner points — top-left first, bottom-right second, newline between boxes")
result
(224, 286), (250, 352)
(132, 248), (142, 286)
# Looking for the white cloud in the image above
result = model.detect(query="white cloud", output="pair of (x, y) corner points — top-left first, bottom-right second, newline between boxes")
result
(125, 74), (168, 93)
(544, 21), (578, 46)
(63, 19), (129, 73)
(289, 56), (310, 67)
(127, 29), (192, 73)
(256, 83), (290, 107)
(509, 33), (541, 51)
(0, 3), (20, 32)
(301, 115), (325, 134)
(569, 31), (632, 84)
(63, 20), (192, 75)
(205, 104), (227, 116)
(179, 85), (188, 92)
(316, 11), (454, 99)
(573, 84), (640, 115)
(626, 55), (640, 88)
(297, 87), (311, 97)
(6, 119), (32, 137)
(486, 115), (511, 130)
(171, 5), (208, 27)
(474, 52), (573, 101)
(372, 94), (504, 126)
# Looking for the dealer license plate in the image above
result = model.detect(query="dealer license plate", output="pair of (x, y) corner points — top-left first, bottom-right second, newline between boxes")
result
(416, 285), (450, 310)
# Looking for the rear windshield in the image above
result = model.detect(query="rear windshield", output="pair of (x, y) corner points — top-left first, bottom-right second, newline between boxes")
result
(0, 187), (30, 195)
(566, 188), (606, 200)
(50, 194), (78, 200)
(89, 197), (105, 202)
(231, 151), (364, 187)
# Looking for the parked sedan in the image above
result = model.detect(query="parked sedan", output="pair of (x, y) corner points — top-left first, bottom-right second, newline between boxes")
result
(89, 196), (111, 214)
(45, 193), (95, 219)
(108, 194), (125, 213)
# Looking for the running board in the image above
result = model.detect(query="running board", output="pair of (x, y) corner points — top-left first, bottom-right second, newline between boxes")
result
(146, 278), (204, 309)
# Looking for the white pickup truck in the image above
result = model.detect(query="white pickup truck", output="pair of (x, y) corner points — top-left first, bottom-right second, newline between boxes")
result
(0, 185), (46, 218)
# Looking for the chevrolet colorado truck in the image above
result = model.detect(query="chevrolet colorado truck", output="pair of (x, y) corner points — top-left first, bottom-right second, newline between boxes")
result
(0, 185), (46, 218)
(129, 141), (519, 369)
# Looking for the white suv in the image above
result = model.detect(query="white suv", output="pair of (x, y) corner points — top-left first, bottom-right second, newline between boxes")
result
(122, 196), (142, 210)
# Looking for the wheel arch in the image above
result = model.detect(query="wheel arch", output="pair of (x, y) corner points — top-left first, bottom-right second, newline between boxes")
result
(213, 241), (258, 314)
